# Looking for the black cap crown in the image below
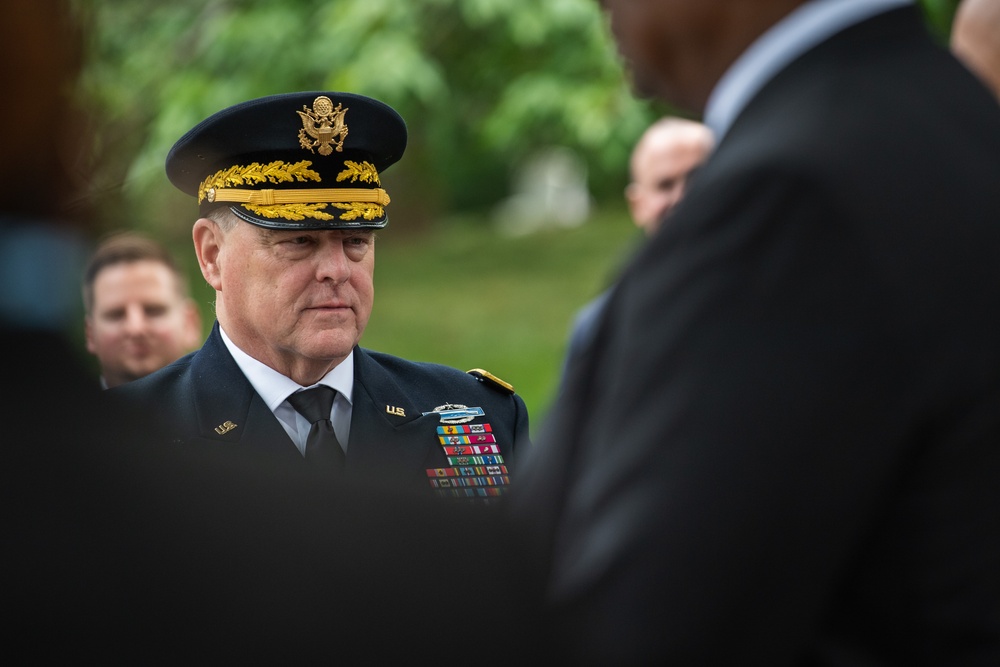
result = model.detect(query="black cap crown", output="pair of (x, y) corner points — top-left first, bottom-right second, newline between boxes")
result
(165, 91), (407, 229)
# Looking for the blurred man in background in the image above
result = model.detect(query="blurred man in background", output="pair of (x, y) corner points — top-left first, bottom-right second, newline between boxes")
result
(563, 116), (713, 369)
(83, 231), (202, 387)
(624, 116), (715, 237)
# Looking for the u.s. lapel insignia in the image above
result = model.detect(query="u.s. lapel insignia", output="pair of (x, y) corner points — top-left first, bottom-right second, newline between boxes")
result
(214, 420), (238, 435)
(386, 405), (406, 417)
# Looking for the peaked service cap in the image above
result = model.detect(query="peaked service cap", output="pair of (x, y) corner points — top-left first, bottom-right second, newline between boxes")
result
(165, 91), (407, 230)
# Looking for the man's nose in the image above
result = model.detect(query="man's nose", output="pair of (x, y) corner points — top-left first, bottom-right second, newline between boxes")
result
(123, 304), (147, 332)
(316, 243), (351, 283)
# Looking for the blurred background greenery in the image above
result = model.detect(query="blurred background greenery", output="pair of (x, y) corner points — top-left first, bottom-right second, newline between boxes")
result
(70, 0), (963, 423)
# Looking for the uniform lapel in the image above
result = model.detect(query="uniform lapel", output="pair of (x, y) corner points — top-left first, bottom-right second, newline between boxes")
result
(187, 323), (300, 458)
(347, 347), (444, 476)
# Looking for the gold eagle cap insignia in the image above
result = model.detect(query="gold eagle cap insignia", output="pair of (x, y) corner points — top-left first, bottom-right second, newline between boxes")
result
(297, 96), (348, 156)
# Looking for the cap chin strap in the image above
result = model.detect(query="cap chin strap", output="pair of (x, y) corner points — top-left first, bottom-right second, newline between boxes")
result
(205, 187), (389, 206)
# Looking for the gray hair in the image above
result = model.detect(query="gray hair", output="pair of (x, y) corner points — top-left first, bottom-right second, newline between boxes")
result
(207, 206), (241, 232)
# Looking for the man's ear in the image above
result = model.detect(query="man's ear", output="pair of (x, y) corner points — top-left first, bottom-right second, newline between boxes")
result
(193, 218), (224, 291)
(625, 183), (642, 222)
(84, 317), (96, 354)
(181, 298), (203, 350)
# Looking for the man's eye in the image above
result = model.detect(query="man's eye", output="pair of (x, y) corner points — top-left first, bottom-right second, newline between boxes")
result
(343, 235), (374, 259)
(345, 234), (376, 248)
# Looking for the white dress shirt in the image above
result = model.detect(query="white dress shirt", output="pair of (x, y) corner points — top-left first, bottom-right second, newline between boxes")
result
(219, 327), (354, 456)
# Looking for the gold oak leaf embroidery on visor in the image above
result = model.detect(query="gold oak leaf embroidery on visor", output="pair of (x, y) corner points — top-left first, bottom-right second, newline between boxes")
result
(198, 161), (321, 204)
(336, 160), (380, 186)
(331, 202), (385, 221)
(243, 202), (338, 220)
(198, 159), (389, 221)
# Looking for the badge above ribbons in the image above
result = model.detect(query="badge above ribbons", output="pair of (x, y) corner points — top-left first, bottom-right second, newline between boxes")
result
(423, 403), (510, 502)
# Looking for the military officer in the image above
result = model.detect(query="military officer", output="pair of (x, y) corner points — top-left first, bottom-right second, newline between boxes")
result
(107, 91), (529, 499)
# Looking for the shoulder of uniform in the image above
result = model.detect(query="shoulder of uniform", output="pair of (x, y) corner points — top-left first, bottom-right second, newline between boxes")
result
(466, 368), (515, 395)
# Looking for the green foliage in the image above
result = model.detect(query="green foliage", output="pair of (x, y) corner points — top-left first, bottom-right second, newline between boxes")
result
(73, 0), (657, 234)
(918, 0), (962, 40)
(75, 0), (961, 235)
(70, 0), (965, 423)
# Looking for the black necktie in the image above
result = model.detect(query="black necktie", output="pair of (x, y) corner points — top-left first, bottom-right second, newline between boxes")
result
(287, 386), (346, 472)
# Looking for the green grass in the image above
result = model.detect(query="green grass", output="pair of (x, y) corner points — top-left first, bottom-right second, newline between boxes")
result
(362, 205), (641, 426)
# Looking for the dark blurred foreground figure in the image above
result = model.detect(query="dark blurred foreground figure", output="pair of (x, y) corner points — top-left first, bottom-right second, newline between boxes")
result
(512, 0), (1000, 664)
(0, 0), (118, 655)
(2, 3), (537, 663)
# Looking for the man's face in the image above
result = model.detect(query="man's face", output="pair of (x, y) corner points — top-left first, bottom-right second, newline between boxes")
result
(85, 260), (201, 387)
(626, 129), (712, 235)
(206, 221), (376, 383)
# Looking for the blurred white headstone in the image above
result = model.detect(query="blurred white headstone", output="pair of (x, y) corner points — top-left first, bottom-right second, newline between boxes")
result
(493, 146), (592, 236)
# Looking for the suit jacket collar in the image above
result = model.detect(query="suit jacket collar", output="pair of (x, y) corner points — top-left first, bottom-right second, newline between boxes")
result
(705, 1), (915, 141)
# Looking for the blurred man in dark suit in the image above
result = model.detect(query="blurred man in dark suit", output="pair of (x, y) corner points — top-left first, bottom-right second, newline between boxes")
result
(513, 1), (1000, 664)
